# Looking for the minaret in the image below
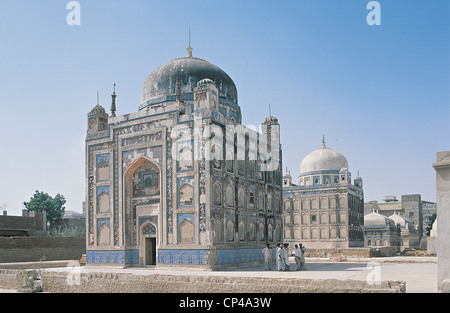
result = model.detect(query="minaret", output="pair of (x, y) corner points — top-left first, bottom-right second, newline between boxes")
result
(87, 91), (108, 134)
(354, 170), (363, 189)
(111, 83), (117, 117)
(261, 105), (281, 172)
(283, 167), (292, 187)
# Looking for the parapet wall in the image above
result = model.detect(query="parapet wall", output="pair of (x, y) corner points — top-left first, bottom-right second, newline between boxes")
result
(0, 237), (85, 263)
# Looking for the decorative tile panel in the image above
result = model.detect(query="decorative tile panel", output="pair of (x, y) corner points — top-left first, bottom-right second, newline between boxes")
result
(158, 250), (209, 265)
(86, 250), (139, 264)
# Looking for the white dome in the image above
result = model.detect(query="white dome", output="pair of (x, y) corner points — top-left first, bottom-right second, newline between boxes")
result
(300, 146), (348, 174)
(388, 213), (407, 228)
(365, 210), (389, 226)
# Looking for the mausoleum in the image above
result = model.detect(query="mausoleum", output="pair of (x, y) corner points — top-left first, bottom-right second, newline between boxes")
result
(85, 44), (283, 269)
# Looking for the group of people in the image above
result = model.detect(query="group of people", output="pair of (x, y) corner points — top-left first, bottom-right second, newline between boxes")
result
(261, 243), (306, 271)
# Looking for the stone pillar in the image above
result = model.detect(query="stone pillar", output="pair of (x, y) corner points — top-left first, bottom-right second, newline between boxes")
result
(432, 151), (450, 292)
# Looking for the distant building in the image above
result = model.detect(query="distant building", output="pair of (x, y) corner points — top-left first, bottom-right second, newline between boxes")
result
(364, 194), (437, 245)
(283, 138), (365, 249)
(63, 210), (84, 219)
(51, 209), (86, 231)
(422, 200), (437, 233)
(363, 209), (401, 249)
(0, 210), (47, 237)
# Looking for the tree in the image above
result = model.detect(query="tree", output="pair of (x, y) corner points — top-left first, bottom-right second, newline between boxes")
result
(23, 191), (66, 225)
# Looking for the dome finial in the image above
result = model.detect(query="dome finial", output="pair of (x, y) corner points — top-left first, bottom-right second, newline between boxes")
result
(322, 135), (326, 148)
(186, 26), (193, 58)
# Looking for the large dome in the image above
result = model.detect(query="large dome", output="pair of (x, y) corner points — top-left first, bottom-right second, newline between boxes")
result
(140, 48), (238, 108)
(300, 146), (348, 174)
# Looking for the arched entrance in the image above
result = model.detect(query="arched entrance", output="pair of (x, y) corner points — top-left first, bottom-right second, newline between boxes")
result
(140, 221), (157, 266)
(124, 156), (161, 266)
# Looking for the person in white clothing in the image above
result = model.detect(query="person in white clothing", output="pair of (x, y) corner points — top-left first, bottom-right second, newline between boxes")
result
(299, 243), (306, 270)
(275, 243), (283, 271)
(294, 244), (301, 271)
(283, 243), (290, 271)
(262, 243), (272, 270)
(280, 244), (286, 271)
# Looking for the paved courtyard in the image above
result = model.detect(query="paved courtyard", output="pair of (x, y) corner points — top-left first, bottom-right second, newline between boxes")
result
(42, 257), (438, 293)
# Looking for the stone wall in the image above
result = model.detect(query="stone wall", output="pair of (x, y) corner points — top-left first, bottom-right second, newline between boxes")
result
(0, 237), (85, 263)
(0, 269), (26, 290)
(303, 247), (397, 258)
(0, 266), (406, 293)
(40, 271), (404, 293)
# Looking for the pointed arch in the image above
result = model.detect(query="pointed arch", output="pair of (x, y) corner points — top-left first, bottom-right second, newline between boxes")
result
(179, 183), (194, 207)
(179, 219), (194, 244)
(226, 219), (235, 242)
(225, 185), (235, 208)
(212, 218), (223, 243)
(123, 156), (161, 247)
(213, 181), (222, 206)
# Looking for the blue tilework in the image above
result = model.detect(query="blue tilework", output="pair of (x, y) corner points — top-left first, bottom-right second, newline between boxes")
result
(158, 250), (209, 265)
(86, 250), (139, 264)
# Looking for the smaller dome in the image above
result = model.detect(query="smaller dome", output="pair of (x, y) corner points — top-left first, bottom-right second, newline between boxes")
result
(365, 210), (389, 226)
(388, 212), (407, 228)
(263, 115), (279, 125)
(197, 78), (214, 87)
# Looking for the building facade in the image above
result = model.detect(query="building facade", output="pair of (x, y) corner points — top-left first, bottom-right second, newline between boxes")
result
(363, 209), (401, 249)
(282, 139), (364, 249)
(364, 194), (436, 247)
(85, 46), (283, 269)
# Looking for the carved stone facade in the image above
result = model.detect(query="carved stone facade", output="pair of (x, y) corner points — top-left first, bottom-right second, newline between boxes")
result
(85, 47), (283, 269)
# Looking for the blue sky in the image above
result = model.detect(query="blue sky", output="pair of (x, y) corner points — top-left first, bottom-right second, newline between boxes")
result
(0, 0), (448, 215)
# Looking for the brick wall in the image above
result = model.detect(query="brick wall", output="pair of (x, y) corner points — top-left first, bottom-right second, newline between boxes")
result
(0, 212), (46, 236)
(0, 237), (85, 263)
